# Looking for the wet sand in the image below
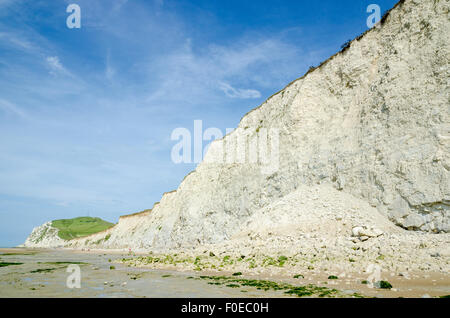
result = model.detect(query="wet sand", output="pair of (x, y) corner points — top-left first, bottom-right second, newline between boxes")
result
(0, 248), (448, 298)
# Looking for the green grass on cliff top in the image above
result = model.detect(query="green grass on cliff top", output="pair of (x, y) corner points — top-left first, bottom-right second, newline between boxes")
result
(52, 217), (114, 240)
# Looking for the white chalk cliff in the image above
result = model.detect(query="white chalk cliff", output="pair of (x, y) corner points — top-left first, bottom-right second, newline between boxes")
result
(23, 222), (66, 248)
(25, 0), (449, 251)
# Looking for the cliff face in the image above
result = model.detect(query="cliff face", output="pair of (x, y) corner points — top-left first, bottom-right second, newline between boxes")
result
(25, 0), (449, 250)
(23, 222), (66, 248)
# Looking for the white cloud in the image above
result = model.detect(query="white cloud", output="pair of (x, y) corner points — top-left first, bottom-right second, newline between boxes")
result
(46, 56), (69, 75)
(105, 52), (116, 81)
(0, 32), (34, 51)
(218, 82), (261, 99)
(106, 65), (115, 81)
(0, 99), (27, 118)
(146, 37), (303, 104)
(112, 0), (129, 12)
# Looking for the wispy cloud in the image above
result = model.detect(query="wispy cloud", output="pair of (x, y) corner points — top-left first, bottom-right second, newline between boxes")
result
(46, 56), (70, 76)
(112, 0), (129, 12)
(146, 37), (305, 105)
(0, 32), (34, 51)
(105, 51), (116, 81)
(0, 99), (28, 119)
(218, 82), (261, 99)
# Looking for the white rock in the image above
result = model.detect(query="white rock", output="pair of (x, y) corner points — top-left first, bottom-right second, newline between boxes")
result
(359, 228), (383, 238)
(403, 214), (425, 229)
(352, 227), (364, 237)
(360, 236), (369, 242)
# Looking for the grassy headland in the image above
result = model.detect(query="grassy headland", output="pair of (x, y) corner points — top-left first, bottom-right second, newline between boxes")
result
(52, 217), (114, 240)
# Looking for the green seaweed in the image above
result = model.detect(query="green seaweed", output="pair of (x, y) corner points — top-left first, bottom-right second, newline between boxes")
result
(328, 275), (339, 280)
(226, 284), (240, 288)
(1, 252), (36, 256)
(378, 281), (393, 289)
(0, 262), (23, 267)
(196, 275), (346, 298)
(31, 268), (57, 273)
(41, 261), (88, 265)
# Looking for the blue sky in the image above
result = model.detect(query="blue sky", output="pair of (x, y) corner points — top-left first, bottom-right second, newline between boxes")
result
(0, 0), (398, 246)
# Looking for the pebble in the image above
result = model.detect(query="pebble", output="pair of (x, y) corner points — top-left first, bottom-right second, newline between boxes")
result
(430, 252), (440, 258)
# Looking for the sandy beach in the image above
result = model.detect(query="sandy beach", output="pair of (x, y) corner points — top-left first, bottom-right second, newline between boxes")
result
(1, 248), (448, 298)
(0, 248), (289, 298)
